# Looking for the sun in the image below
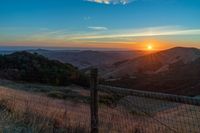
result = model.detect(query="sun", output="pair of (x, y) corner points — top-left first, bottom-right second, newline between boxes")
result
(147, 44), (153, 51)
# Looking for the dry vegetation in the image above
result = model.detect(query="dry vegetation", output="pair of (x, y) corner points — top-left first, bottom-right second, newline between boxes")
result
(110, 95), (200, 133)
(0, 87), (90, 133)
(0, 81), (199, 133)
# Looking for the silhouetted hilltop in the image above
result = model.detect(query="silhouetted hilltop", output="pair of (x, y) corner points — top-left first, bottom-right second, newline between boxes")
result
(0, 51), (88, 86)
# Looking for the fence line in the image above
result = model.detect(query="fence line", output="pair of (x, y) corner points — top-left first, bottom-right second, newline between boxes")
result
(98, 84), (200, 106)
(97, 84), (200, 133)
(0, 69), (200, 133)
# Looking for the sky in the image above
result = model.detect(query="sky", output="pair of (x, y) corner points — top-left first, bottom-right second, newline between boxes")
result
(0, 0), (200, 50)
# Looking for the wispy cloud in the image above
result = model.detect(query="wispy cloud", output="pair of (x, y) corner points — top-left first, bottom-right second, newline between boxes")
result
(1, 26), (200, 47)
(72, 26), (200, 40)
(86, 0), (135, 5)
(88, 26), (108, 30)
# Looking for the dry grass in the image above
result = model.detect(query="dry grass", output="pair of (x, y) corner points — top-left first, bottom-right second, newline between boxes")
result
(114, 95), (200, 133)
(0, 86), (141, 133)
(0, 83), (200, 133)
(0, 87), (90, 133)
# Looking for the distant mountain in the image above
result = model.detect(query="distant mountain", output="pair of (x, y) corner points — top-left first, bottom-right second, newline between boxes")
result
(29, 49), (146, 69)
(104, 47), (200, 78)
(0, 51), (88, 86)
(0, 50), (14, 55)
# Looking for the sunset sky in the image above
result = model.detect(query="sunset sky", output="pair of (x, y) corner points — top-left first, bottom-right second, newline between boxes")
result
(0, 0), (200, 50)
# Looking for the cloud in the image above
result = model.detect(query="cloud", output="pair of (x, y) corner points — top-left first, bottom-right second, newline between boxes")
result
(2, 26), (200, 47)
(71, 26), (200, 40)
(88, 26), (108, 30)
(86, 0), (135, 5)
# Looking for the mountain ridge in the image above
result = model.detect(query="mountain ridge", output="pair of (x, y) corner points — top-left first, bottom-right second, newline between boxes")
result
(103, 47), (200, 78)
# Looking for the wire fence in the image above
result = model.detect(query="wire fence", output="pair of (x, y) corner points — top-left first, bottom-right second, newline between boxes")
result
(98, 84), (200, 133)
(0, 69), (200, 133)
(0, 87), (91, 133)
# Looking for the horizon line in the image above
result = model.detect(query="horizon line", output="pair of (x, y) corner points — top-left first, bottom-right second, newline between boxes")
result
(0, 45), (199, 52)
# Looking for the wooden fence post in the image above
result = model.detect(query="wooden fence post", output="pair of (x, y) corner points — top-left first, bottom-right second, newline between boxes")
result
(90, 68), (99, 133)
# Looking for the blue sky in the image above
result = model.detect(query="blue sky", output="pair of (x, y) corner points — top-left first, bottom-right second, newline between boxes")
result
(0, 0), (200, 50)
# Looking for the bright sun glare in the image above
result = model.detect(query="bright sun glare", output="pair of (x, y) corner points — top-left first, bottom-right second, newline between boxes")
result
(147, 44), (153, 50)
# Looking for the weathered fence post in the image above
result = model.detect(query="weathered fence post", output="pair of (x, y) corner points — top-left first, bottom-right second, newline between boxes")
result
(90, 68), (99, 133)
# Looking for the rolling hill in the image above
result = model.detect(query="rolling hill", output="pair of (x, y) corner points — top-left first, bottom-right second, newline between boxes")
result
(102, 47), (200, 96)
(29, 49), (146, 69)
(103, 47), (200, 78)
(0, 51), (88, 86)
(0, 48), (148, 69)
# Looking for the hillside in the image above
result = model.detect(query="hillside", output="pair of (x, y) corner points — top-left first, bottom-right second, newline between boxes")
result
(103, 47), (200, 96)
(106, 59), (200, 96)
(104, 47), (200, 78)
(0, 51), (88, 86)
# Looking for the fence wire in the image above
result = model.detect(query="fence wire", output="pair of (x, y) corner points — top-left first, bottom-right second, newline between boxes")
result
(0, 78), (200, 133)
(98, 84), (200, 133)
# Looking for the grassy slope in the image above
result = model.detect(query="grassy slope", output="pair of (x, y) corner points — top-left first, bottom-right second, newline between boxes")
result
(0, 80), (139, 133)
(0, 79), (90, 103)
(0, 80), (199, 133)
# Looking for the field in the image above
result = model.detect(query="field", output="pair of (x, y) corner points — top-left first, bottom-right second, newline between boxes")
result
(0, 80), (199, 133)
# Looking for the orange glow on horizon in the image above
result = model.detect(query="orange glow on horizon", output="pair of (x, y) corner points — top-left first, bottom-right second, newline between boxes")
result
(0, 39), (191, 51)
(137, 39), (172, 51)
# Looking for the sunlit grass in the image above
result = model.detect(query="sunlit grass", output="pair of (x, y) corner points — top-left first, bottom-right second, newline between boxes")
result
(0, 83), (199, 133)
